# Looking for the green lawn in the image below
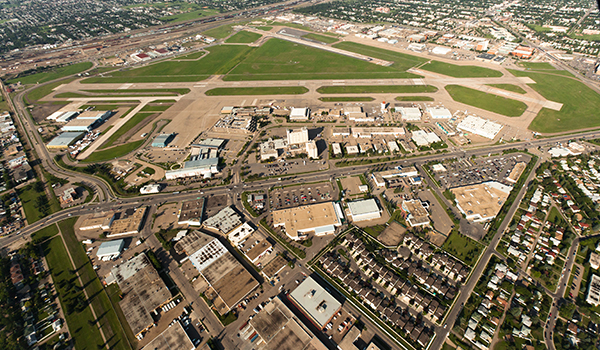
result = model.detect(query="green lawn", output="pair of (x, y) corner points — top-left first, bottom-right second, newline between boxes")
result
(445, 85), (527, 117)
(83, 140), (145, 163)
(43, 236), (105, 350)
(421, 60), (503, 77)
(303, 33), (339, 44)
(205, 86), (308, 95)
(486, 84), (527, 94)
(255, 26), (273, 31)
(140, 104), (173, 112)
(569, 33), (600, 41)
(83, 88), (190, 95)
(6, 62), (92, 84)
(395, 96), (434, 101)
(203, 23), (237, 39)
(31, 224), (59, 243)
(27, 78), (77, 102)
(99, 112), (155, 149)
(82, 45), (253, 83)
(225, 31), (262, 43)
(225, 38), (418, 81)
(160, 8), (219, 22)
(527, 24), (551, 33)
(317, 85), (437, 94)
(332, 41), (428, 71)
(18, 185), (51, 224)
(442, 231), (483, 266)
(518, 62), (556, 70)
(509, 69), (600, 133)
(319, 97), (375, 102)
(177, 51), (206, 60)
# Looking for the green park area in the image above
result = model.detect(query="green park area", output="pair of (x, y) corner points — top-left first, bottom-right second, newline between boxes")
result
(395, 96), (434, 101)
(319, 97), (374, 102)
(255, 26), (273, 31)
(31, 224), (59, 243)
(442, 231), (483, 266)
(203, 23), (238, 39)
(509, 69), (600, 133)
(303, 33), (339, 44)
(486, 84), (527, 94)
(569, 32), (600, 41)
(420, 60), (503, 78)
(17, 182), (60, 224)
(317, 85), (437, 94)
(445, 85), (527, 117)
(205, 86), (308, 95)
(225, 31), (262, 43)
(6, 62), (92, 85)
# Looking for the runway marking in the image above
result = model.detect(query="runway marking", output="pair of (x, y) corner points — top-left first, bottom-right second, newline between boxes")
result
(118, 83), (133, 90)
(194, 85), (207, 88)
(240, 100), (246, 106)
(251, 99), (257, 106)
(332, 82), (345, 86)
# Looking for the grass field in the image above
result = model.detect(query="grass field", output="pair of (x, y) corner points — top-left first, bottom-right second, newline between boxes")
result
(486, 84), (527, 94)
(332, 41), (428, 71)
(82, 45), (253, 83)
(256, 26), (273, 31)
(225, 38), (417, 81)
(27, 78), (77, 102)
(31, 224), (59, 243)
(6, 62), (92, 84)
(18, 185), (50, 224)
(203, 23), (237, 39)
(225, 31), (262, 43)
(518, 62), (556, 70)
(442, 231), (483, 266)
(445, 85), (527, 117)
(509, 69), (600, 133)
(317, 85), (437, 94)
(569, 32), (600, 41)
(140, 104), (174, 112)
(160, 8), (218, 22)
(84, 140), (145, 163)
(421, 60), (503, 77)
(99, 112), (155, 149)
(177, 51), (206, 60)
(319, 97), (375, 102)
(303, 33), (339, 44)
(205, 86), (308, 95)
(527, 24), (551, 33)
(395, 96), (434, 101)
(83, 88), (190, 95)
(43, 236), (105, 350)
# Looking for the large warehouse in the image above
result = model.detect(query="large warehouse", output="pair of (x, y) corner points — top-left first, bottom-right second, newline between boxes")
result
(61, 118), (98, 132)
(46, 132), (84, 149)
(288, 276), (342, 329)
(347, 198), (382, 222)
(151, 133), (175, 148)
(271, 202), (343, 240)
(164, 157), (219, 180)
(451, 181), (512, 222)
(457, 115), (503, 140)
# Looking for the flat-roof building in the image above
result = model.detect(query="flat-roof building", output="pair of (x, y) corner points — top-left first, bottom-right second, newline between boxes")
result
(178, 198), (206, 226)
(165, 157), (219, 180)
(260, 138), (288, 161)
(399, 107), (422, 121)
(587, 274), (600, 306)
(457, 115), (503, 140)
(402, 199), (430, 227)
(411, 130), (441, 146)
(96, 239), (125, 260)
(193, 138), (226, 150)
(272, 202), (342, 240)
(203, 206), (255, 245)
(151, 133), (175, 148)
(47, 132), (85, 149)
(80, 212), (116, 230)
(288, 276), (342, 329)
(108, 207), (147, 237)
(141, 321), (195, 350)
(347, 199), (381, 222)
(351, 127), (405, 138)
(427, 107), (452, 119)
(451, 181), (512, 222)
(290, 107), (310, 121)
(61, 118), (98, 132)
(287, 128), (309, 145)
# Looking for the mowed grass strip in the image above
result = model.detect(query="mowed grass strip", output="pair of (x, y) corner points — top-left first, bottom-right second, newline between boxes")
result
(395, 96), (434, 101)
(445, 85), (527, 117)
(518, 62), (556, 70)
(99, 112), (155, 149)
(140, 104), (174, 112)
(43, 236), (105, 350)
(82, 45), (254, 83)
(421, 61), (503, 78)
(27, 78), (77, 102)
(509, 69), (600, 133)
(83, 88), (190, 95)
(7, 62), (92, 84)
(303, 33), (339, 44)
(31, 223), (59, 243)
(317, 85), (437, 94)
(486, 84), (527, 94)
(319, 97), (375, 102)
(83, 140), (145, 163)
(205, 86), (308, 95)
(225, 31), (262, 43)
(332, 41), (427, 71)
(225, 38), (418, 81)
(177, 51), (206, 60)
(203, 23), (237, 39)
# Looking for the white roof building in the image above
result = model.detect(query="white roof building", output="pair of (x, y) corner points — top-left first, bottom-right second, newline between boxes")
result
(457, 115), (503, 140)
(289, 277), (342, 329)
(290, 107), (310, 121)
(587, 274), (600, 306)
(96, 239), (125, 260)
(140, 184), (161, 194)
(427, 106), (452, 119)
(332, 143), (342, 156)
(287, 127), (309, 145)
(399, 107), (422, 121)
(412, 130), (441, 146)
(347, 199), (381, 222)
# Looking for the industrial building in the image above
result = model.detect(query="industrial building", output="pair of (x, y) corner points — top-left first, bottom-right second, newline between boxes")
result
(141, 321), (195, 350)
(203, 206), (255, 245)
(46, 132), (85, 149)
(177, 198), (206, 226)
(401, 200), (430, 227)
(151, 133), (175, 148)
(60, 118), (99, 132)
(411, 130), (442, 146)
(288, 276), (343, 329)
(287, 127), (309, 145)
(272, 202), (343, 240)
(242, 296), (328, 350)
(193, 138), (226, 150)
(174, 230), (258, 315)
(451, 181), (512, 222)
(347, 199), (382, 222)
(96, 239), (125, 260)
(110, 253), (172, 337)
(46, 111), (78, 122)
(399, 107), (422, 121)
(457, 115), (503, 140)
(426, 107), (452, 119)
(289, 107), (310, 121)
(165, 157), (219, 180)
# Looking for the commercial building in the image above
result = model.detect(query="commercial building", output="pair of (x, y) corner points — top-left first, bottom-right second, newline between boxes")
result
(402, 200), (430, 227)
(214, 114), (256, 133)
(506, 162), (526, 184)
(96, 239), (125, 260)
(288, 276), (342, 329)
(306, 141), (318, 159)
(177, 198), (206, 226)
(140, 184), (161, 194)
(237, 232), (273, 264)
(399, 107), (422, 121)
(203, 206), (255, 245)
(590, 252), (600, 270)
(435, 121), (456, 136)
(260, 138), (288, 161)
(351, 127), (405, 138)
(272, 202), (343, 240)
(427, 107), (452, 119)
(80, 212), (116, 230)
(586, 274), (600, 306)
(141, 321), (195, 350)
(46, 132), (85, 149)
(332, 143), (342, 156)
(411, 130), (442, 146)
(347, 198), (381, 222)
(457, 115), (503, 140)
(193, 138), (226, 150)
(110, 253), (172, 337)
(290, 107), (310, 121)
(165, 157), (219, 180)
(287, 128), (309, 145)
(151, 133), (175, 148)
(108, 207), (147, 237)
(243, 296), (328, 350)
(451, 181), (512, 222)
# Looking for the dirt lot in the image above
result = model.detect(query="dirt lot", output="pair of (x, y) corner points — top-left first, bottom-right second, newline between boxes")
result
(152, 203), (181, 230)
(340, 176), (367, 197)
(270, 182), (334, 210)
(377, 221), (406, 247)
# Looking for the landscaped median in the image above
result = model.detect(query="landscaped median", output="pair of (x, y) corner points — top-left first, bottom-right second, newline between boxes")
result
(317, 85), (437, 94)
(205, 86), (309, 96)
(445, 85), (528, 117)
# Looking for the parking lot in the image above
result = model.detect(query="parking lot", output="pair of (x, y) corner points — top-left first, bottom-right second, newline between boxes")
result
(248, 158), (329, 178)
(270, 182), (334, 210)
(432, 154), (529, 189)
(323, 308), (355, 344)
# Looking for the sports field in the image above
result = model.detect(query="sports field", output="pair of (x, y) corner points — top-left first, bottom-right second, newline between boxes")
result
(205, 86), (308, 95)
(445, 85), (527, 117)
(160, 8), (218, 23)
(486, 84), (526, 94)
(317, 85), (437, 94)
(509, 69), (600, 133)
(421, 61), (503, 78)
(225, 31), (262, 43)
(225, 38), (417, 81)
